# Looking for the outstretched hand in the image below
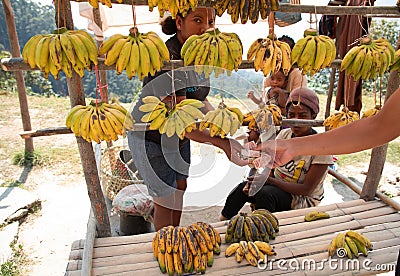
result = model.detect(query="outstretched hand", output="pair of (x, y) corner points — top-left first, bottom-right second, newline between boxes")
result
(253, 139), (293, 168)
(221, 138), (248, 166)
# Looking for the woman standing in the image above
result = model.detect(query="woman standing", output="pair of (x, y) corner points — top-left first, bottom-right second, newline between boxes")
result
(128, 8), (247, 231)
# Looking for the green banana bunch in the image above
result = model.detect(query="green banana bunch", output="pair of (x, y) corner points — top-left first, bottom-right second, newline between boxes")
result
(65, 100), (134, 143)
(390, 48), (400, 73)
(328, 230), (372, 259)
(247, 34), (292, 77)
(22, 27), (98, 79)
(148, 0), (198, 18)
(225, 210), (279, 244)
(99, 27), (170, 80)
(291, 28), (336, 76)
(340, 35), (395, 80)
(323, 106), (359, 130)
(152, 222), (221, 274)
(181, 28), (243, 78)
(215, 0), (278, 24)
(199, 102), (244, 138)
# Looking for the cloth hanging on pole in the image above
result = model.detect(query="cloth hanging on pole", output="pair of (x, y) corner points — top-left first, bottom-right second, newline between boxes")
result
(335, 0), (375, 113)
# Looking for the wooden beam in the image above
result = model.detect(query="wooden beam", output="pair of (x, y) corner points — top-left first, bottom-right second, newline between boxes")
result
(55, 0), (111, 238)
(0, 57), (343, 72)
(68, 1), (400, 16)
(2, 0), (34, 153)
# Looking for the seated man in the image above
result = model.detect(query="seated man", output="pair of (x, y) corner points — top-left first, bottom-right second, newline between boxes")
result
(220, 88), (333, 220)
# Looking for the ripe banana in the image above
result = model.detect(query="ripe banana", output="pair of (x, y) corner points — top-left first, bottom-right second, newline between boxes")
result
(328, 230), (371, 258)
(323, 106), (359, 130)
(304, 211), (330, 222)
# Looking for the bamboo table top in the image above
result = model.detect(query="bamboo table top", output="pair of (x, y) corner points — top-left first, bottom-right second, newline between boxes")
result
(65, 199), (400, 275)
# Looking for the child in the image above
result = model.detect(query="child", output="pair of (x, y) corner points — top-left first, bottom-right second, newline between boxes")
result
(220, 88), (333, 219)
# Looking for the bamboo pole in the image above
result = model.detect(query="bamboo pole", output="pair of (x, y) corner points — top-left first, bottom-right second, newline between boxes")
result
(1, 0), (34, 154)
(55, 0), (111, 237)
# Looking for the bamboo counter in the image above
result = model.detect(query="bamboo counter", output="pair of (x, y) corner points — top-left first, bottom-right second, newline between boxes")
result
(65, 199), (399, 275)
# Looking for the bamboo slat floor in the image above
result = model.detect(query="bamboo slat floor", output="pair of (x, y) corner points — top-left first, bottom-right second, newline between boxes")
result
(65, 199), (399, 275)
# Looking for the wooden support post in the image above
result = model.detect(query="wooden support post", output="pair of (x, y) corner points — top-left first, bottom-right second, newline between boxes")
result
(1, 0), (34, 153)
(55, 0), (111, 237)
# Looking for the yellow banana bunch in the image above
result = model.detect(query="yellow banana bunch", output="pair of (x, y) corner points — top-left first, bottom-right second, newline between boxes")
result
(65, 100), (135, 143)
(291, 28), (336, 76)
(340, 35), (395, 81)
(181, 28), (243, 78)
(159, 99), (205, 139)
(243, 104), (282, 132)
(390, 48), (400, 73)
(148, 0), (198, 18)
(304, 211), (330, 222)
(22, 27), (98, 79)
(328, 230), (372, 259)
(85, 0), (123, 8)
(152, 223), (221, 274)
(199, 102), (244, 138)
(216, 0), (278, 24)
(248, 35), (292, 77)
(362, 105), (381, 118)
(99, 27), (170, 80)
(225, 240), (275, 265)
(323, 106), (359, 130)
(225, 210), (279, 244)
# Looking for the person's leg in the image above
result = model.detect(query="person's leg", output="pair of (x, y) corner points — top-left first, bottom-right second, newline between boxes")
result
(220, 181), (252, 220)
(254, 185), (292, 212)
(173, 179), (187, 226)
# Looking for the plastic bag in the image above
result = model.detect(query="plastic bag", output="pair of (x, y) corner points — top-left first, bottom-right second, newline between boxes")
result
(112, 184), (154, 222)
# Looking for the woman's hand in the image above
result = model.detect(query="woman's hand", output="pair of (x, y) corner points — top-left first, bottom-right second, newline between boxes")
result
(254, 139), (294, 168)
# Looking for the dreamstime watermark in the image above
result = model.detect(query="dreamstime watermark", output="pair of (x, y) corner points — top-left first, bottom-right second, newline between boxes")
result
(257, 252), (396, 272)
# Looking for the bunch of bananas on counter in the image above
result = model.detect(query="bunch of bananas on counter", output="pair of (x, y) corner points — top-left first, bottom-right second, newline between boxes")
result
(152, 222), (221, 274)
(148, 0), (198, 18)
(181, 28), (243, 77)
(390, 48), (400, 73)
(304, 211), (330, 222)
(140, 96), (204, 138)
(328, 230), (372, 259)
(214, 0), (279, 24)
(99, 27), (170, 80)
(247, 35), (292, 76)
(65, 100), (135, 143)
(362, 105), (381, 118)
(225, 209), (279, 244)
(22, 27), (98, 79)
(199, 102), (244, 138)
(323, 106), (359, 130)
(86, 0), (123, 8)
(340, 36), (395, 81)
(225, 240), (276, 265)
(242, 104), (282, 132)
(291, 28), (336, 76)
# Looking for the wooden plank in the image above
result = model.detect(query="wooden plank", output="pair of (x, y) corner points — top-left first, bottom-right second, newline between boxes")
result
(68, 249), (83, 261)
(64, 270), (82, 276)
(71, 239), (85, 251)
(65, 260), (82, 272)
(357, 213), (400, 228)
(273, 203), (340, 219)
(349, 206), (397, 220)
(92, 242), (153, 259)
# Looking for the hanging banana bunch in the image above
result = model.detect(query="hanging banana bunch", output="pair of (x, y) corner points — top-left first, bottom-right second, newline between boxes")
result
(214, 0), (279, 23)
(291, 28), (336, 76)
(362, 105), (381, 118)
(22, 27), (98, 79)
(199, 102), (244, 138)
(247, 34), (291, 77)
(85, 0), (123, 9)
(340, 36), (395, 81)
(139, 96), (205, 139)
(181, 28), (243, 78)
(99, 27), (170, 80)
(65, 100), (135, 143)
(148, 0), (198, 18)
(244, 104), (282, 132)
(323, 106), (359, 130)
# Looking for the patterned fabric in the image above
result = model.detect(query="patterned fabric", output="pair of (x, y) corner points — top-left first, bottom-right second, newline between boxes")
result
(112, 184), (154, 222)
(274, 129), (333, 209)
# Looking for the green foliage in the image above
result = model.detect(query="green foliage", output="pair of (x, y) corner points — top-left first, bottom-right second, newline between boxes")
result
(0, 242), (26, 276)
(12, 150), (50, 167)
(307, 68), (338, 95)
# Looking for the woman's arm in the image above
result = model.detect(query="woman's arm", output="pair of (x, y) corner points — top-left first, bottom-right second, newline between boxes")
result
(267, 164), (329, 196)
(256, 87), (400, 167)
